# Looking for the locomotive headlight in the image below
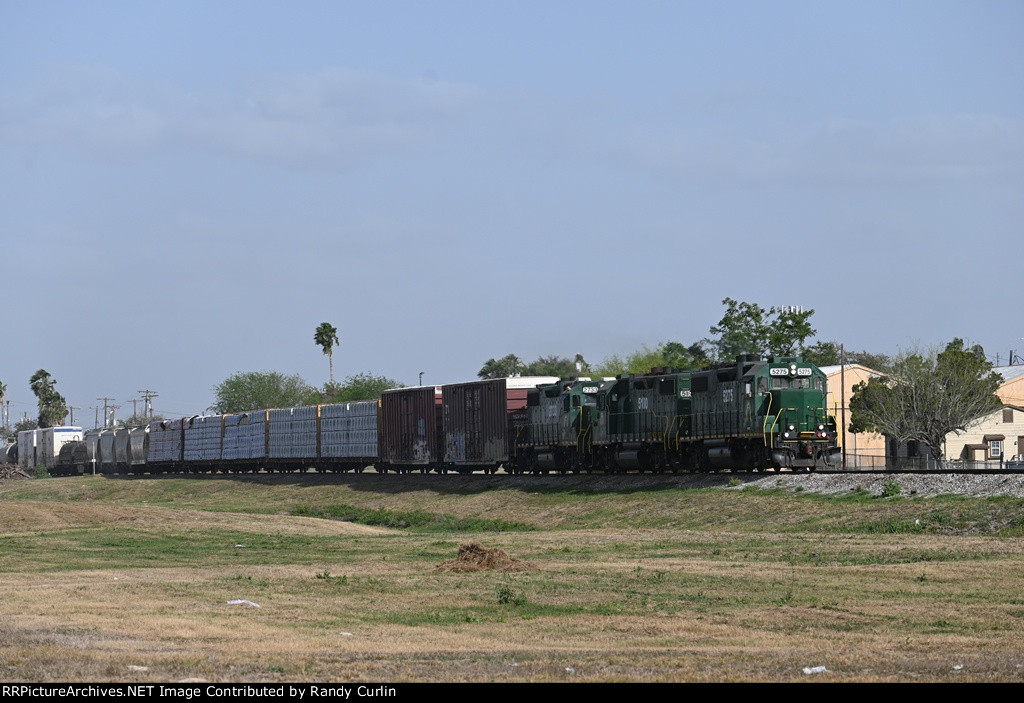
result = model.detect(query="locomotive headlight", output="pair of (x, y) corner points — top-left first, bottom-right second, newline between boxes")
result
(790, 364), (797, 374)
(783, 432), (791, 439)
(788, 424), (795, 431)
(817, 424), (824, 431)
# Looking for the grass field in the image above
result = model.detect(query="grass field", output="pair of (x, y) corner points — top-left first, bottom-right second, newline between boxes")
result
(1, 473), (1023, 682)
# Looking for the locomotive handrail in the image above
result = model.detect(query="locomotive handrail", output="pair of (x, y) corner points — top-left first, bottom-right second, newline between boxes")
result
(766, 407), (798, 448)
(762, 392), (774, 447)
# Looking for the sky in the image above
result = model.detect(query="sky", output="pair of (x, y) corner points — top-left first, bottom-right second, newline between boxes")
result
(2, 0), (1022, 424)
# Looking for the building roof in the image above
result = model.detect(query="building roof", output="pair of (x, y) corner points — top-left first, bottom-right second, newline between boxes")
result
(818, 364), (882, 376)
(993, 365), (1024, 384)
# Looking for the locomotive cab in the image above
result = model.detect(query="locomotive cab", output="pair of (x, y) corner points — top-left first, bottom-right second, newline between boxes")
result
(761, 358), (839, 469)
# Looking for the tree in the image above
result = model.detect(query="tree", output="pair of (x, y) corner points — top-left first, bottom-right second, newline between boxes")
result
(120, 413), (166, 428)
(523, 355), (580, 377)
(802, 340), (842, 367)
(14, 418), (37, 434)
(321, 372), (404, 403)
(477, 354), (525, 379)
(708, 298), (770, 361)
(0, 379), (8, 438)
(28, 369), (68, 428)
(314, 322), (340, 384)
(212, 371), (318, 414)
(846, 350), (894, 374)
(707, 298), (816, 361)
(849, 339), (1003, 461)
(593, 341), (709, 377)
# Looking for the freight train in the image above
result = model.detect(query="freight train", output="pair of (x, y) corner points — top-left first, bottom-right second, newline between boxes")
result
(17, 355), (840, 477)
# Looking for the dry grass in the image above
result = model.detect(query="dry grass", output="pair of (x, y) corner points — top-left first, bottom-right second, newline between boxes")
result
(435, 543), (535, 573)
(1, 475), (1023, 682)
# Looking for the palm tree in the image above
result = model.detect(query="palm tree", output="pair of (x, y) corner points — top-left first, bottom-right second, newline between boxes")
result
(28, 369), (67, 428)
(314, 322), (340, 384)
(29, 370), (52, 399)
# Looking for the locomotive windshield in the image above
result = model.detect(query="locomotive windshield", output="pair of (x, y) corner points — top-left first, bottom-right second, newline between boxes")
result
(768, 373), (823, 390)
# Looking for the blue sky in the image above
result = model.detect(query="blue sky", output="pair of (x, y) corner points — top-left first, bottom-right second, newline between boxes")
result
(2, 1), (1022, 423)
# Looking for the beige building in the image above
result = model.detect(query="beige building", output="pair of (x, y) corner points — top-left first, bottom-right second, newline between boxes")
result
(993, 365), (1024, 408)
(834, 364), (1024, 467)
(945, 405), (1024, 462)
(820, 364), (886, 465)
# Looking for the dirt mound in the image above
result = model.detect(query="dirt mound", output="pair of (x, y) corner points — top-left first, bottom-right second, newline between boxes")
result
(436, 542), (535, 573)
(0, 464), (32, 480)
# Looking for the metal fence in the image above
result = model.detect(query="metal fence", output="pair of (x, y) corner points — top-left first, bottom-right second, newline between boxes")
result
(841, 453), (1023, 472)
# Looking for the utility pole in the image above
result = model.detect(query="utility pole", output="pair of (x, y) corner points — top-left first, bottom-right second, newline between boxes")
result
(139, 390), (158, 419)
(97, 398), (114, 428)
(68, 406), (79, 426)
(840, 344), (847, 472)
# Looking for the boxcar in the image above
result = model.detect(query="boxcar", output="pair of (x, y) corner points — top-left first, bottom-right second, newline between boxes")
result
(442, 378), (531, 474)
(379, 386), (443, 472)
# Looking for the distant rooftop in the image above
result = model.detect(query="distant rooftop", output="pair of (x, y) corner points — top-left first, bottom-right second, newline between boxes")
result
(993, 365), (1024, 383)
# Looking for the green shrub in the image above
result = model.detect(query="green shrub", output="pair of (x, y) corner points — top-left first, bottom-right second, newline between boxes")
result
(498, 582), (526, 606)
(882, 479), (902, 498)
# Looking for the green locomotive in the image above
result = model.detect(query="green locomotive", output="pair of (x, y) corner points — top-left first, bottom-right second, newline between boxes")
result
(514, 355), (838, 473)
(690, 354), (839, 471)
(514, 379), (600, 473)
(591, 368), (693, 473)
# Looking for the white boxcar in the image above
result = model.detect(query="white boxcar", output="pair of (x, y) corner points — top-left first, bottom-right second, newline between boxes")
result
(19, 427), (82, 470)
(39, 426), (84, 470)
(17, 430), (38, 471)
